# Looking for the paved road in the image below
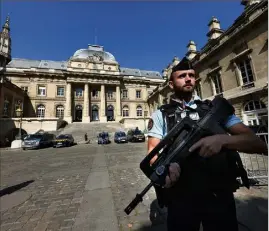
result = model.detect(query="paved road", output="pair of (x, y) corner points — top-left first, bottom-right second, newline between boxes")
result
(0, 142), (165, 231)
(0, 143), (267, 231)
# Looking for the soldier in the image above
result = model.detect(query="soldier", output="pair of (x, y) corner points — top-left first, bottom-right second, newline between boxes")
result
(147, 57), (267, 231)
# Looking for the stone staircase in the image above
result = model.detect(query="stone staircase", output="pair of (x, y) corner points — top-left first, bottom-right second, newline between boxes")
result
(59, 122), (126, 144)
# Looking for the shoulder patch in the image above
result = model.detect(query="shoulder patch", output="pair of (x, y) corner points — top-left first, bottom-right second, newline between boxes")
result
(147, 118), (154, 131)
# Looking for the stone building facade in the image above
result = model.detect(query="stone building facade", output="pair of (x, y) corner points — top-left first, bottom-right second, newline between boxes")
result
(4, 44), (164, 124)
(148, 0), (268, 127)
(0, 16), (28, 145)
(0, 16), (25, 118)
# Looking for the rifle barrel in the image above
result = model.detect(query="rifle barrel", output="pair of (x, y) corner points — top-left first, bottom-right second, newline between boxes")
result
(124, 182), (154, 215)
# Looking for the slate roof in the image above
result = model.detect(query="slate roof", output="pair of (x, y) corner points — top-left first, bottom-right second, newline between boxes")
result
(7, 58), (162, 79)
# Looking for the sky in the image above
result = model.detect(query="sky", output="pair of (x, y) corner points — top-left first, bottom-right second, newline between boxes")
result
(1, 1), (245, 73)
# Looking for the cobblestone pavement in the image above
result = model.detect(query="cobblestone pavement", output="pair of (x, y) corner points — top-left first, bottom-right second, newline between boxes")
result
(0, 143), (268, 231)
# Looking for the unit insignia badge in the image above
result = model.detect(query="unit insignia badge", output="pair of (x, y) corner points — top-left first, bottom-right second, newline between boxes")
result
(147, 119), (154, 131)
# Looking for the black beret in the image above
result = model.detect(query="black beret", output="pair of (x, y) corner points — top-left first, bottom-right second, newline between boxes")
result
(170, 56), (194, 79)
(172, 56), (193, 72)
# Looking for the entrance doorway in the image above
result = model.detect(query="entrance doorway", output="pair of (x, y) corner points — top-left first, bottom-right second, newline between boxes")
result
(92, 105), (99, 121)
(107, 105), (114, 121)
(75, 105), (82, 122)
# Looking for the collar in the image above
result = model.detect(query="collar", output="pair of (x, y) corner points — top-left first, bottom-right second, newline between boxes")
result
(170, 94), (201, 109)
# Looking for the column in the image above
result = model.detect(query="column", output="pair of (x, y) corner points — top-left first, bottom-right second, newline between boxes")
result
(233, 62), (243, 86)
(116, 85), (121, 121)
(64, 82), (72, 123)
(158, 93), (163, 107)
(210, 77), (216, 96)
(82, 83), (90, 123)
(99, 84), (106, 122)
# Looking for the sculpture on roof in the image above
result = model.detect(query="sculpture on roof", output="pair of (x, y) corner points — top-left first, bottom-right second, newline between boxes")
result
(88, 53), (103, 62)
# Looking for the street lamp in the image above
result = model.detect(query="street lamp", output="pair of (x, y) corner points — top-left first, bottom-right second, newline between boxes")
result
(15, 102), (23, 140)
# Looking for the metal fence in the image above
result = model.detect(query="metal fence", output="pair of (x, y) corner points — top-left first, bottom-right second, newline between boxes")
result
(239, 132), (268, 186)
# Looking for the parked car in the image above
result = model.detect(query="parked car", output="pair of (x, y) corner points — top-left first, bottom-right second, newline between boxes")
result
(97, 132), (110, 144)
(22, 133), (55, 150)
(114, 131), (128, 143)
(127, 128), (145, 142)
(53, 134), (74, 148)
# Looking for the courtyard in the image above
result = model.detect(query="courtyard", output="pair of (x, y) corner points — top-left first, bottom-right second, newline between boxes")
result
(0, 142), (268, 231)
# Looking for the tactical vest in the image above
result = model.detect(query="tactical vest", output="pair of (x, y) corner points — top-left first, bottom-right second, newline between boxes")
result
(159, 100), (240, 199)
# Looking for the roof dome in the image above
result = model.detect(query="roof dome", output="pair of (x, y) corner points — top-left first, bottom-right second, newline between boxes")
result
(71, 44), (117, 63)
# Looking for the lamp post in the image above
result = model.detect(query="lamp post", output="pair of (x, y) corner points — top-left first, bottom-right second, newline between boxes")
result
(15, 101), (23, 140)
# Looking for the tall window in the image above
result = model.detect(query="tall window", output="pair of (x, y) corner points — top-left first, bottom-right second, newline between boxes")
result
(244, 100), (267, 126)
(37, 105), (45, 118)
(122, 106), (129, 117)
(195, 81), (202, 98)
(75, 88), (83, 97)
(238, 59), (254, 85)
(56, 105), (64, 118)
(136, 90), (141, 99)
(122, 90), (128, 99)
(3, 99), (9, 117)
(144, 111), (148, 117)
(212, 73), (223, 95)
(38, 86), (46, 96)
(21, 86), (28, 93)
(107, 90), (113, 99)
(57, 87), (64, 97)
(136, 106), (143, 117)
(92, 89), (99, 98)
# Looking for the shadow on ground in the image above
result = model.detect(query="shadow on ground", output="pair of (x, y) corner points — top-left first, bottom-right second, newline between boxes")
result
(235, 192), (268, 231)
(0, 180), (34, 197)
(137, 191), (268, 231)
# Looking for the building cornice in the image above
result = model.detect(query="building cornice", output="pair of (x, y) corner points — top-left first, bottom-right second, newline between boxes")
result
(4, 68), (158, 85)
(192, 1), (267, 67)
(148, 80), (170, 99)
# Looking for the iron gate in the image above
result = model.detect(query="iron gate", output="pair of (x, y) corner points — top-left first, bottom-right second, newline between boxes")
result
(239, 128), (268, 186)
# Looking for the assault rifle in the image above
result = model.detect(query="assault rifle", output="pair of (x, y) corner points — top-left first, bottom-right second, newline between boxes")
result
(124, 96), (249, 215)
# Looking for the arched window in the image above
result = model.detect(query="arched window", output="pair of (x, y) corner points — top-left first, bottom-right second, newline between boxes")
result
(37, 105), (45, 118)
(75, 88), (83, 97)
(136, 106), (143, 117)
(92, 105), (99, 110)
(243, 100), (267, 126)
(107, 105), (114, 110)
(75, 105), (83, 110)
(122, 105), (129, 117)
(92, 105), (99, 121)
(56, 105), (64, 118)
(244, 100), (266, 111)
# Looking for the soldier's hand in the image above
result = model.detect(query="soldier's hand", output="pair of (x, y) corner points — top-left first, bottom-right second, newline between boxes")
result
(164, 163), (181, 188)
(189, 135), (224, 157)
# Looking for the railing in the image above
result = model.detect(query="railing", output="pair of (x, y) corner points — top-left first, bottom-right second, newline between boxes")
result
(239, 132), (268, 186)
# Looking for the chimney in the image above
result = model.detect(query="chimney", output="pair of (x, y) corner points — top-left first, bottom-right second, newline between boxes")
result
(162, 68), (168, 79)
(241, 0), (261, 7)
(172, 56), (180, 66)
(186, 40), (198, 60)
(207, 16), (224, 40)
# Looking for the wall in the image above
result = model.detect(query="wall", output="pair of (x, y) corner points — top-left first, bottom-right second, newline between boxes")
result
(0, 118), (59, 141)
(196, 12), (268, 99)
(120, 118), (149, 132)
(8, 75), (159, 120)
